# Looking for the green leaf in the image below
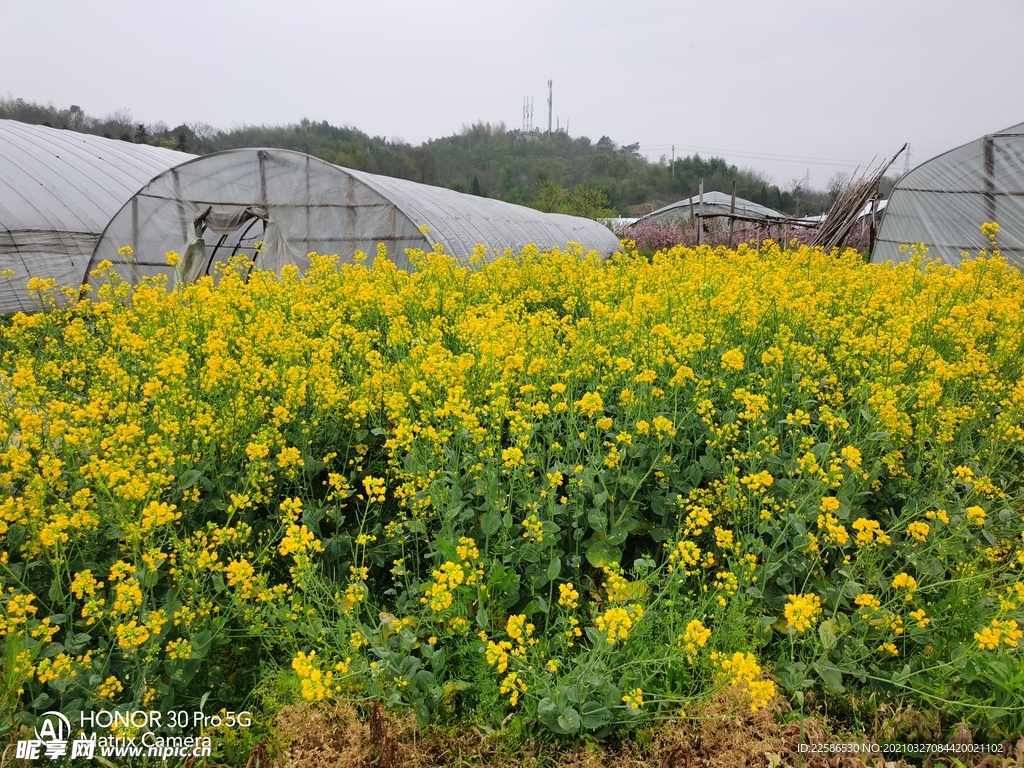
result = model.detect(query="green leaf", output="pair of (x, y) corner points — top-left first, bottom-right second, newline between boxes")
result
(48, 576), (63, 601)
(433, 537), (458, 563)
(603, 684), (622, 709)
(537, 698), (560, 730)
(818, 619), (838, 651)
(5, 524), (24, 548)
(579, 701), (612, 730)
(812, 660), (844, 692)
(413, 670), (435, 689)
(178, 469), (204, 489)
(584, 539), (620, 568)
(547, 556), (562, 581)
(606, 525), (629, 546)
(557, 685), (580, 704)
(684, 463), (702, 486)
(480, 510), (501, 536)
(651, 526), (672, 542)
(556, 707), (581, 734)
(779, 662), (808, 691)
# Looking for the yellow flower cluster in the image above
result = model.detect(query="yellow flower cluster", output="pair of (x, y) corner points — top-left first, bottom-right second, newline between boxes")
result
(891, 573), (918, 599)
(906, 521), (930, 542)
(279, 524), (323, 558)
(975, 619), (1023, 650)
(362, 475), (387, 503)
(852, 518), (891, 546)
(720, 348), (745, 372)
(667, 540), (702, 576)
(97, 675), (124, 700)
(292, 650), (334, 701)
(681, 619), (712, 660)
(622, 687), (644, 711)
(816, 513), (849, 546)
(521, 513), (544, 543)
(499, 671), (527, 707)
(594, 604), (644, 645)
(713, 651), (776, 712)
(558, 582), (579, 609)
(784, 593), (822, 633)
(421, 561), (468, 612)
(140, 501), (181, 531)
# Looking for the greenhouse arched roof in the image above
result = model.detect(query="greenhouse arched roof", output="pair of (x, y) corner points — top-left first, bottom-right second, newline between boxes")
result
(871, 120), (1024, 266)
(89, 148), (621, 286)
(0, 119), (193, 313)
(633, 191), (786, 225)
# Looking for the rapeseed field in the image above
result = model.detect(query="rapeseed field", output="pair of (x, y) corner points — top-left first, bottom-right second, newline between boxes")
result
(2, 236), (1023, 751)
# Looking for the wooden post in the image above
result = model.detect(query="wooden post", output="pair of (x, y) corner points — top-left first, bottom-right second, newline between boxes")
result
(868, 196), (879, 254)
(698, 180), (704, 246)
(686, 187), (694, 235)
(727, 180), (737, 248)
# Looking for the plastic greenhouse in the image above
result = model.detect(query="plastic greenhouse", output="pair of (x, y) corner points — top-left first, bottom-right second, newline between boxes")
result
(0, 120), (192, 313)
(89, 148), (621, 285)
(871, 121), (1024, 266)
(632, 191), (786, 225)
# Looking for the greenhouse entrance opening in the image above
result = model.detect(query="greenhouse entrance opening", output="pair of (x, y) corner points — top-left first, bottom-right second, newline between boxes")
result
(181, 205), (289, 282)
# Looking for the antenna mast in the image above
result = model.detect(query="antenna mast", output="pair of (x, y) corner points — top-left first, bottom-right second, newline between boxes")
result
(547, 77), (553, 136)
(522, 97), (535, 132)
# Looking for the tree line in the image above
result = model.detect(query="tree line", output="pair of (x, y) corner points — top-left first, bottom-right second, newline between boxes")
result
(1, 96), (887, 218)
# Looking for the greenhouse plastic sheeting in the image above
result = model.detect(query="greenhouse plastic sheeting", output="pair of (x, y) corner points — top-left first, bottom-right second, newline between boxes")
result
(633, 191), (786, 225)
(89, 148), (622, 287)
(871, 121), (1024, 266)
(0, 120), (193, 313)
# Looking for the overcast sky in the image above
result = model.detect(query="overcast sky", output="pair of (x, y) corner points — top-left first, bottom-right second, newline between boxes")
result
(3, 0), (1021, 189)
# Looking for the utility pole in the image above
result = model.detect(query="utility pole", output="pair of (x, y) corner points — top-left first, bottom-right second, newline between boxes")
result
(671, 145), (675, 178)
(547, 77), (553, 136)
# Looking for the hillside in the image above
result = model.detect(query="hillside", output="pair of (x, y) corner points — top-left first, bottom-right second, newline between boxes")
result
(0, 96), (842, 217)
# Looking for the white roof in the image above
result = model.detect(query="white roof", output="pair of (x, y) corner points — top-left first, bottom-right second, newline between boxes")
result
(90, 147), (622, 284)
(872, 120), (1024, 266)
(0, 119), (190, 233)
(0, 120), (192, 312)
(634, 190), (786, 224)
(856, 199), (887, 218)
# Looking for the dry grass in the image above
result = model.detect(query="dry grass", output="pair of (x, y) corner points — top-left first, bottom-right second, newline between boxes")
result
(267, 692), (1024, 768)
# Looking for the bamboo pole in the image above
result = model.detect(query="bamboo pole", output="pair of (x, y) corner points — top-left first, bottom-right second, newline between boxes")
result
(697, 180), (704, 246)
(727, 180), (737, 248)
